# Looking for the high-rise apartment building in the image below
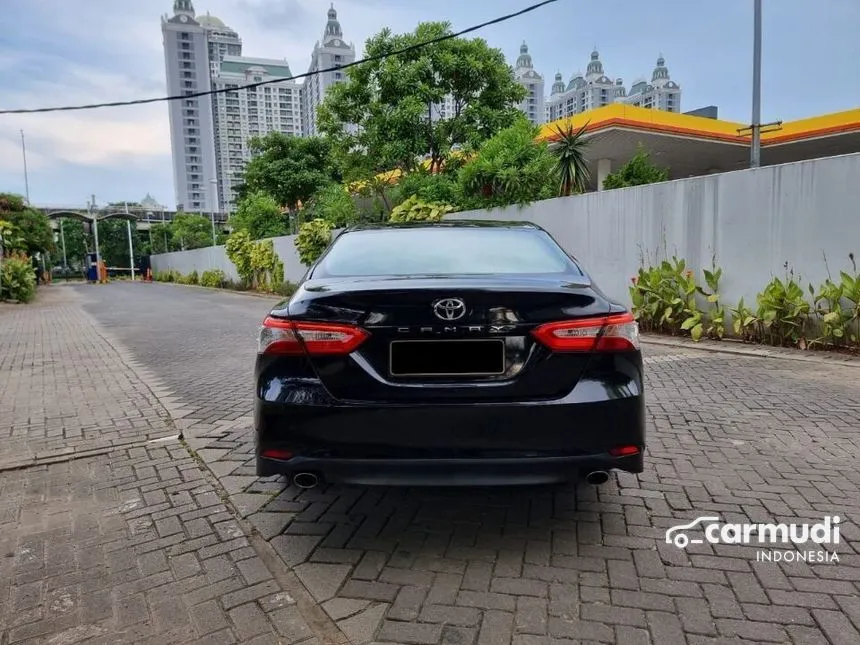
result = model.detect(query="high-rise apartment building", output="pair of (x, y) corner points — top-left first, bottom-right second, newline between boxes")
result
(212, 57), (303, 210)
(545, 51), (681, 122)
(162, 1), (241, 213)
(301, 5), (356, 137)
(514, 42), (546, 125)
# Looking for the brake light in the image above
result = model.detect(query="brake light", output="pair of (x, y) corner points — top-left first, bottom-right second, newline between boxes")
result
(259, 317), (369, 355)
(609, 445), (641, 457)
(531, 312), (639, 352)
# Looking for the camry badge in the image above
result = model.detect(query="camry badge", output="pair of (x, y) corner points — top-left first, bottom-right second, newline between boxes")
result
(432, 298), (466, 321)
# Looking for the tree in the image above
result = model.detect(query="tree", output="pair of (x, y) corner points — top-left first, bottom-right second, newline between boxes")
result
(0, 193), (55, 256)
(603, 145), (669, 190)
(551, 122), (591, 196)
(231, 191), (288, 240)
(302, 184), (360, 229)
(458, 117), (556, 209)
(95, 218), (142, 268)
(396, 168), (462, 209)
(56, 218), (88, 268)
(171, 213), (212, 250)
(237, 132), (338, 212)
(149, 223), (173, 254)
(318, 22), (526, 179)
(295, 219), (332, 266)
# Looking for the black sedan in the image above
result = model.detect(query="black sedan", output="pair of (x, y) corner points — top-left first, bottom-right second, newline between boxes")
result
(254, 221), (644, 488)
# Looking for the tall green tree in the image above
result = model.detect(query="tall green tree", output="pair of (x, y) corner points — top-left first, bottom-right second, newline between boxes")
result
(551, 122), (591, 196)
(230, 191), (288, 240)
(318, 22), (526, 180)
(171, 213), (212, 250)
(56, 218), (88, 268)
(602, 145), (669, 190)
(95, 218), (143, 268)
(149, 223), (173, 254)
(237, 133), (338, 212)
(458, 117), (555, 209)
(0, 193), (55, 256)
(303, 184), (360, 229)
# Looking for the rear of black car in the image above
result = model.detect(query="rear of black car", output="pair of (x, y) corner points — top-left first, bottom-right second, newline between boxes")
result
(254, 222), (644, 486)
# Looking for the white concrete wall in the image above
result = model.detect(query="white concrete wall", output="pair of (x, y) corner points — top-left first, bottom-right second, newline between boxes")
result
(151, 153), (860, 308)
(150, 231), (341, 284)
(448, 152), (860, 307)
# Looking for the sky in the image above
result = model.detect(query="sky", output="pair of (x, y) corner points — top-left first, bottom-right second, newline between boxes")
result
(0, 0), (858, 208)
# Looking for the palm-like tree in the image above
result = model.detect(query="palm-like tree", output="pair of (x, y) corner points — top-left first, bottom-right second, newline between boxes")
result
(550, 122), (591, 196)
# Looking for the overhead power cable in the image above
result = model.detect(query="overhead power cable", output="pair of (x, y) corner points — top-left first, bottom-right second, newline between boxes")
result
(0, 0), (559, 115)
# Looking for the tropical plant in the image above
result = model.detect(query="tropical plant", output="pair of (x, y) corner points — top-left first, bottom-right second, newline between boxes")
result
(225, 231), (255, 285)
(458, 118), (555, 209)
(755, 267), (810, 347)
(303, 184), (360, 229)
(809, 253), (860, 347)
(0, 193), (55, 255)
(629, 257), (708, 340)
(388, 195), (454, 223)
(0, 251), (37, 303)
(550, 122), (590, 196)
(295, 219), (332, 266)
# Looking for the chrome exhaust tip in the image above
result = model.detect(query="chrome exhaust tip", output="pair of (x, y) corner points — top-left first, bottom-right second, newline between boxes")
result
(292, 472), (320, 489)
(585, 470), (609, 486)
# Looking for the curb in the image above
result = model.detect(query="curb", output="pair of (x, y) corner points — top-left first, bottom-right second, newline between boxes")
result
(149, 281), (285, 301)
(641, 334), (860, 368)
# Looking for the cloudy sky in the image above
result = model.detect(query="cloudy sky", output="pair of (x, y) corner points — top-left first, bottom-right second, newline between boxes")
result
(1, 0), (858, 208)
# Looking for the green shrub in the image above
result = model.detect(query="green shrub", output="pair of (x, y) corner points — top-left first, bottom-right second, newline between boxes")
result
(273, 281), (298, 298)
(200, 269), (226, 288)
(809, 254), (860, 348)
(388, 195), (454, 223)
(0, 252), (37, 303)
(225, 231), (254, 286)
(295, 219), (331, 266)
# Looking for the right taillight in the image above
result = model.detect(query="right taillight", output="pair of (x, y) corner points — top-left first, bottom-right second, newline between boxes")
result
(258, 317), (369, 356)
(531, 312), (640, 352)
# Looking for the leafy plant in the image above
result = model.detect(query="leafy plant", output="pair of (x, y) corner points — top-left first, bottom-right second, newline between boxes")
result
(389, 195), (454, 223)
(0, 251), (37, 303)
(755, 266), (810, 347)
(730, 297), (760, 342)
(630, 257), (706, 340)
(295, 219), (332, 266)
(303, 184), (359, 229)
(700, 263), (725, 339)
(200, 269), (226, 288)
(602, 144), (669, 190)
(225, 231), (255, 286)
(550, 121), (590, 196)
(809, 253), (860, 347)
(230, 191), (288, 240)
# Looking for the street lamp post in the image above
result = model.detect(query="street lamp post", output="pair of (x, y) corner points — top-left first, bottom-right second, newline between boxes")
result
(90, 195), (101, 269)
(209, 178), (218, 246)
(60, 218), (68, 270)
(124, 202), (135, 281)
(20, 130), (30, 204)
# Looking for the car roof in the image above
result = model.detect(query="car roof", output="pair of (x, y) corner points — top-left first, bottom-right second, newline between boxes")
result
(342, 220), (543, 233)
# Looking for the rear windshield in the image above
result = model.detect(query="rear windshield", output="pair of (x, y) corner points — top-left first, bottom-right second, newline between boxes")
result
(313, 227), (580, 277)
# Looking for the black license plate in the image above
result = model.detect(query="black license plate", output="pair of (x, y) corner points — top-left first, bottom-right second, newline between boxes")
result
(389, 339), (506, 377)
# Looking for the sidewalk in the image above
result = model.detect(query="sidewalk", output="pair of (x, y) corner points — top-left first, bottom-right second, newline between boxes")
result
(0, 288), (335, 645)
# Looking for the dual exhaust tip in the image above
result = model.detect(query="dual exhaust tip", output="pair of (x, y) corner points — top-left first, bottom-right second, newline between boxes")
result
(292, 472), (320, 489)
(292, 471), (610, 488)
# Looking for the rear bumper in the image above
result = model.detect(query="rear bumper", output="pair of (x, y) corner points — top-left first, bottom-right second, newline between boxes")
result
(255, 383), (645, 485)
(257, 453), (642, 486)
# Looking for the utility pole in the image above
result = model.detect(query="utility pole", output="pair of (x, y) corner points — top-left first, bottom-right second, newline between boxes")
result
(124, 202), (135, 281)
(209, 178), (218, 246)
(60, 218), (68, 269)
(90, 194), (101, 269)
(750, 0), (762, 167)
(20, 131), (30, 203)
(738, 0), (781, 166)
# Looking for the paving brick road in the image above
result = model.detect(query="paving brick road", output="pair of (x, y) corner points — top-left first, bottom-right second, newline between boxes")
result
(0, 287), (333, 645)
(8, 281), (860, 645)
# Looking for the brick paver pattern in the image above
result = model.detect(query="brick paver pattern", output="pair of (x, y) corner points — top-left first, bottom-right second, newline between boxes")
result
(0, 288), (321, 644)
(16, 282), (860, 644)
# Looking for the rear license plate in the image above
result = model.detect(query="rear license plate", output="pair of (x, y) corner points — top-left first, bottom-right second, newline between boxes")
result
(389, 339), (506, 377)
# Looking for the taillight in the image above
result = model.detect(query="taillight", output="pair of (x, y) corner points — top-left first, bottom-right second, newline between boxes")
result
(531, 312), (640, 352)
(258, 317), (369, 355)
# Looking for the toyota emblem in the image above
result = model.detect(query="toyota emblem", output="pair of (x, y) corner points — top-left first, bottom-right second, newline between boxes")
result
(433, 298), (466, 321)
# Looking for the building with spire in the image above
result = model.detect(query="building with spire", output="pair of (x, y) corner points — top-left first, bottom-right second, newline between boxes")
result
(514, 42), (545, 125)
(161, 0), (240, 213)
(545, 51), (681, 123)
(301, 4), (356, 136)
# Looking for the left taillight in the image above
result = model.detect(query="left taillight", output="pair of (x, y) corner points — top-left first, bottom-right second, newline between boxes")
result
(258, 317), (370, 356)
(531, 312), (640, 352)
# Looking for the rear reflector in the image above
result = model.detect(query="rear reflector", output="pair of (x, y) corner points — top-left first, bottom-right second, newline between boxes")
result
(531, 312), (640, 352)
(259, 317), (369, 356)
(261, 448), (294, 460)
(609, 445), (641, 457)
